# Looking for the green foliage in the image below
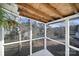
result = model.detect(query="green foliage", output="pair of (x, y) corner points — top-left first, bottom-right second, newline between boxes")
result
(0, 7), (7, 27)
(0, 7), (4, 20)
(0, 7), (19, 29)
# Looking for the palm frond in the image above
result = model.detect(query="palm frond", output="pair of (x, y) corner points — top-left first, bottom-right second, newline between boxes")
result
(0, 7), (20, 29)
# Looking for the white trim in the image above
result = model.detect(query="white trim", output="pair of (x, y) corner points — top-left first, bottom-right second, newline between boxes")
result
(47, 18), (65, 25)
(3, 41), (20, 46)
(20, 40), (30, 42)
(18, 28), (22, 51)
(32, 39), (44, 41)
(32, 37), (45, 40)
(3, 37), (44, 46)
(65, 19), (70, 56)
(30, 20), (32, 55)
(46, 13), (79, 25)
(69, 45), (79, 51)
(2, 27), (4, 56)
(3, 40), (30, 46)
(47, 37), (65, 45)
(44, 24), (47, 49)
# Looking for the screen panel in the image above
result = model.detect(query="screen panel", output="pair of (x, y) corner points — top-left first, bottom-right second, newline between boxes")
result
(20, 41), (30, 56)
(32, 39), (44, 53)
(47, 39), (65, 56)
(69, 48), (79, 56)
(4, 10), (19, 43)
(32, 20), (44, 39)
(70, 17), (79, 48)
(47, 21), (65, 43)
(4, 28), (19, 43)
(20, 18), (30, 40)
(4, 43), (20, 56)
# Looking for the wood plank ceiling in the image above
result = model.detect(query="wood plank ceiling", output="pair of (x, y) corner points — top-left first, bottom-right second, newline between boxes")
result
(17, 3), (79, 23)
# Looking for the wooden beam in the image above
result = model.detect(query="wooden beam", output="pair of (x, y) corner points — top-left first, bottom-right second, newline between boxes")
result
(27, 3), (62, 19)
(43, 3), (63, 18)
(50, 3), (75, 16)
(18, 4), (48, 22)
(74, 4), (79, 12)
(26, 4), (54, 20)
(18, 6), (48, 22)
(20, 11), (48, 23)
(70, 3), (78, 13)
(18, 4), (53, 21)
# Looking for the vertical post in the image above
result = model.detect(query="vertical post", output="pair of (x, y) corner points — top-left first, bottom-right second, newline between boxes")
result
(65, 19), (69, 56)
(18, 28), (22, 52)
(0, 28), (2, 56)
(44, 24), (47, 49)
(2, 27), (4, 56)
(30, 20), (32, 55)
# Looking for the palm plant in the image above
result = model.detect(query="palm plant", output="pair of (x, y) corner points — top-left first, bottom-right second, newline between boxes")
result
(0, 7), (19, 29)
(0, 7), (7, 26)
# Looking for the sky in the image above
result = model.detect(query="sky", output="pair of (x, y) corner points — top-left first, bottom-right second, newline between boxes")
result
(70, 18), (79, 26)
(16, 16), (30, 24)
(49, 22), (65, 28)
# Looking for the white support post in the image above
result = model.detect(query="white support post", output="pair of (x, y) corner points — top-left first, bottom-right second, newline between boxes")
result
(44, 24), (47, 49)
(18, 28), (22, 51)
(2, 27), (4, 56)
(30, 20), (32, 55)
(65, 19), (70, 56)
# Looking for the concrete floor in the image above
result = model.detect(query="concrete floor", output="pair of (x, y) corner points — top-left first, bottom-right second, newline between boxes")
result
(31, 49), (53, 56)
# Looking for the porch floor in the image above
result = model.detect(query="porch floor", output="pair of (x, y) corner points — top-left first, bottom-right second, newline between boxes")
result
(31, 49), (53, 56)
